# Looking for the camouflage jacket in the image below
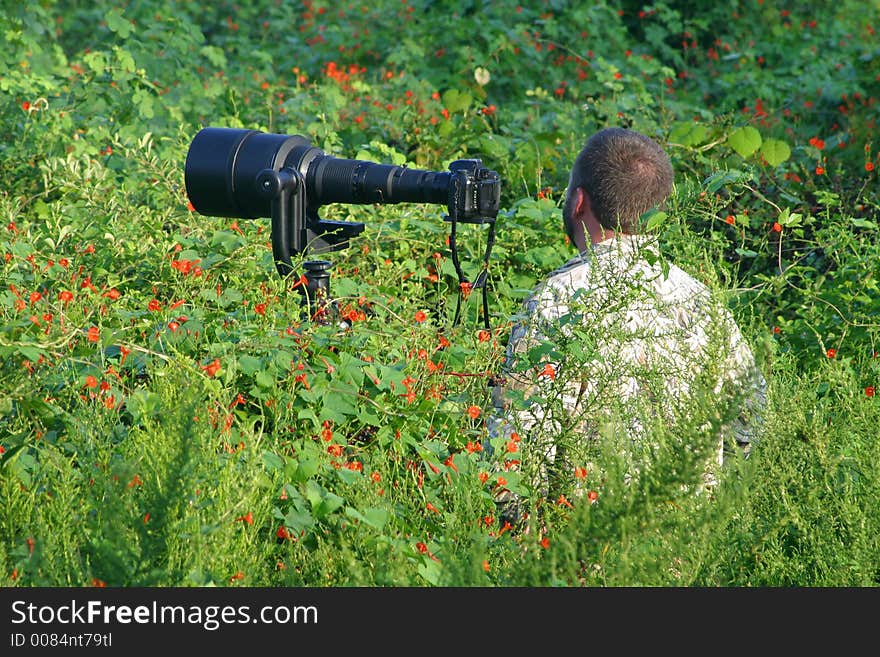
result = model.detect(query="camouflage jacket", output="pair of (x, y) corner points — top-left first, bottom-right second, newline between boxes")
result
(488, 234), (767, 488)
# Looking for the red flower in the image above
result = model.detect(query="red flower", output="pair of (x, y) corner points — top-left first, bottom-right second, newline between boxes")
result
(866, 162), (875, 172)
(87, 326), (100, 343)
(826, 348), (836, 358)
(538, 363), (557, 380)
(58, 290), (74, 304)
(467, 405), (481, 419)
(235, 512), (254, 525)
(587, 490), (599, 503)
(414, 310), (427, 323)
(866, 386), (875, 398)
(724, 215), (736, 225)
(771, 222), (782, 233)
(148, 298), (162, 312)
(201, 358), (221, 377)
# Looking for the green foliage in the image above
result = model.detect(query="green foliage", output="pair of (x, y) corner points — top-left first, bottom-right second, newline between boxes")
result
(1, 0), (879, 587)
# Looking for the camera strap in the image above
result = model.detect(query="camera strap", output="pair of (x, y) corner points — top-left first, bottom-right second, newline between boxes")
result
(448, 217), (496, 331)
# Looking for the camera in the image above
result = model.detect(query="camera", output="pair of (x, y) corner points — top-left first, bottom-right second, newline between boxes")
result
(184, 127), (501, 279)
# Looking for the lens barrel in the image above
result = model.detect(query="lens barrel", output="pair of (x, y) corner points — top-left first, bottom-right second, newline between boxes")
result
(185, 127), (454, 218)
(185, 128), (313, 219)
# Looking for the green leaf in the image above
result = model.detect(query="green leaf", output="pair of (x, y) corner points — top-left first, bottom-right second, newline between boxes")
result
(255, 370), (276, 389)
(727, 126), (762, 158)
(105, 8), (133, 39)
(345, 506), (389, 530)
(777, 208), (802, 227)
(291, 457), (320, 483)
(761, 139), (791, 167)
(417, 559), (443, 585)
(669, 122), (709, 147)
(16, 345), (44, 361)
(315, 492), (345, 519)
(850, 218), (876, 230)
(113, 46), (136, 73)
(643, 210), (668, 232)
(237, 355), (263, 376)
(284, 508), (315, 533)
(703, 169), (750, 194)
(442, 89), (472, 113)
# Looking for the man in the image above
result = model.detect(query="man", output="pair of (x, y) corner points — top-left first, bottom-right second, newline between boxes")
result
(488, 127), (766, 523)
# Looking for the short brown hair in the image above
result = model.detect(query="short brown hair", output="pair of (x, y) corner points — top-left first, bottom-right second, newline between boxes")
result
(568, 127), (673, 232)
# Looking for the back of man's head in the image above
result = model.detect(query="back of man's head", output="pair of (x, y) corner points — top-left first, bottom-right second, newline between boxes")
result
(570, 127), (673, 233)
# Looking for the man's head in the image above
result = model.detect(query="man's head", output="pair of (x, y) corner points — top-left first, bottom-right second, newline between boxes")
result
(563, 127), (673, 248)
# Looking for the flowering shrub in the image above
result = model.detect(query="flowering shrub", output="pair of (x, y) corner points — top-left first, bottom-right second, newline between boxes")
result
(1, 1), (879, 587)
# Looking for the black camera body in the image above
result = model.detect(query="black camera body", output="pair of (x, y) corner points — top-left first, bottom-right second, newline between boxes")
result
(184, 127), (501, 279)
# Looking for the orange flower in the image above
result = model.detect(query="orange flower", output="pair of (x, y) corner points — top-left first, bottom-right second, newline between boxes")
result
(201, 358), (221, 377)
(467, 405), (481, 419)
(537, 363), (556, 380)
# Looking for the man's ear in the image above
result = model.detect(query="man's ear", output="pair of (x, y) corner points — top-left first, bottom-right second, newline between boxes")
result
(572, 186), (588, 215)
